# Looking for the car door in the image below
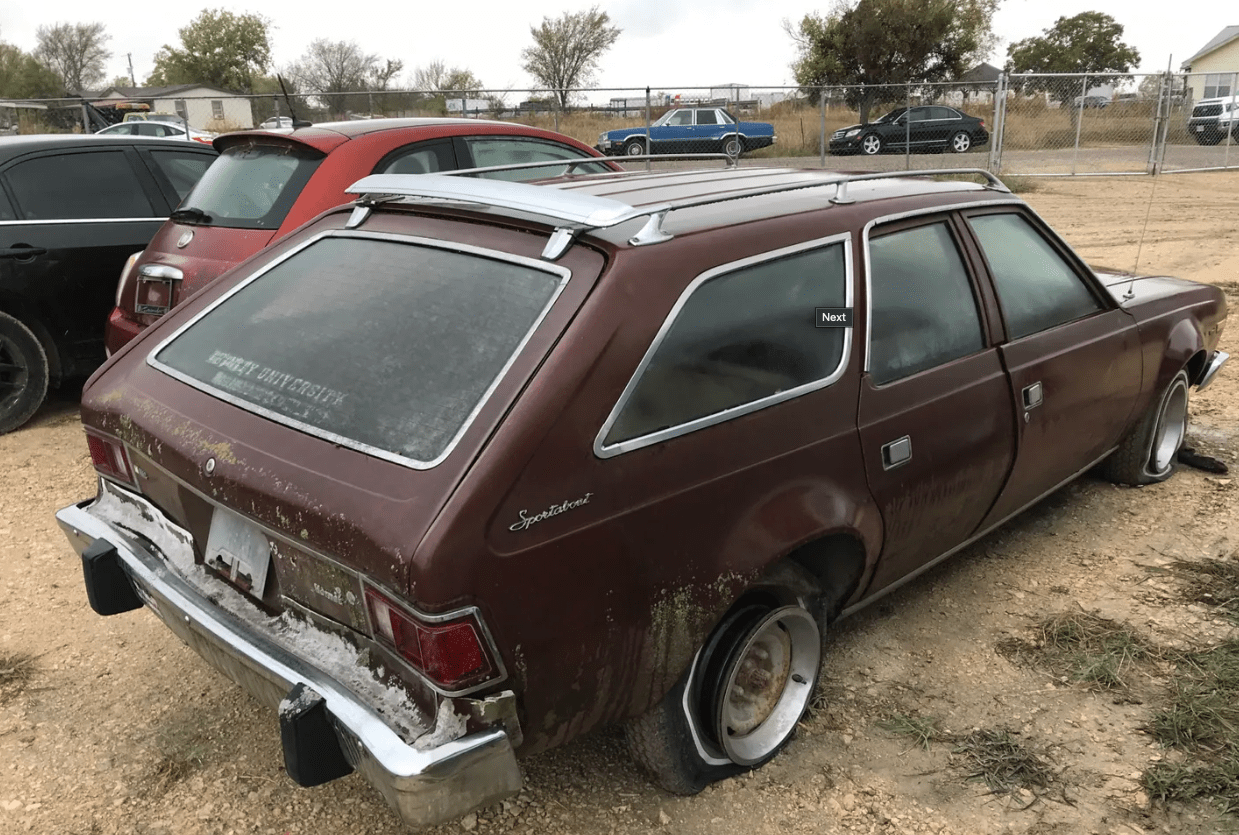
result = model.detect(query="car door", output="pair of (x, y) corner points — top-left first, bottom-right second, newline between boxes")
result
(656, 109), (695, 154)
(962, 208), (1143, 531)
(926, 107), (961, 148)
(857, 215), (1016, 593)
(694, 108), (723, 151)
(0, 147), (170, 373)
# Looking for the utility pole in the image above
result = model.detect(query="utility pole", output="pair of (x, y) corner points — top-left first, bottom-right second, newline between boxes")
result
(127, 54), (136, 87)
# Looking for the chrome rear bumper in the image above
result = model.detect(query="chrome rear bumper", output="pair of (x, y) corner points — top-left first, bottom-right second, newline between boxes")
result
(56, 492), (522, 828)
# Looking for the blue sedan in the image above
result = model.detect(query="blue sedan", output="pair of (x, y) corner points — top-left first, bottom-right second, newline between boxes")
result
(598, 108), (776, 157)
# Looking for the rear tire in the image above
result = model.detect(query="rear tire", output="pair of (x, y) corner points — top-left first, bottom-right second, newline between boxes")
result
(0, 311), (49, 434)
(1100, 370), (1189, 485)
(950, 131), (972, 153)
(625, 591), (822, 794)
(722, 136), (743, 158)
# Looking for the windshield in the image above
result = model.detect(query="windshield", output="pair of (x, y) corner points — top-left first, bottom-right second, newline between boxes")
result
(153, 235), (565, 466)
(179, 141), (322, 229)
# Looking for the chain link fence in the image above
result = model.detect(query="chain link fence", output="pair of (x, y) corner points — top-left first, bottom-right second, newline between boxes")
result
(4, 72), (1238, 177)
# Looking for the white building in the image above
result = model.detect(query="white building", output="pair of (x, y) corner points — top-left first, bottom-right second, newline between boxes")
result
(97, 85), (253, 130)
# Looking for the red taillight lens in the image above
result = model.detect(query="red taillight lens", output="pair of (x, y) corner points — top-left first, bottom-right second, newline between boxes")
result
(365, 589), (494, 690)
(85, 431), (134, 484)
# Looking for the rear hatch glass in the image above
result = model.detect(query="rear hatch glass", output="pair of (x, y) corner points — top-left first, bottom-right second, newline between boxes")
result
(150, 234), (567, 467)
(181, 140), (322, 229)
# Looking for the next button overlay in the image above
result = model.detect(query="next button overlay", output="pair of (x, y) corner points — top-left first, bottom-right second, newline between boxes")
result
(815, 308), (854, 327)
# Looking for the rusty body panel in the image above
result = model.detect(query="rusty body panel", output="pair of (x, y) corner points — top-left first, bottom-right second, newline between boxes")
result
(61, 166), (1230, 821)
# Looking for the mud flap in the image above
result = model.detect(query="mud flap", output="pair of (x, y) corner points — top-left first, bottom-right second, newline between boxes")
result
(81, 538), (143, 616)
(279, 683), (354, 787)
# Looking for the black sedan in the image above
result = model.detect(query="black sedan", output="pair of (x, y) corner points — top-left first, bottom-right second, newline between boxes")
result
(829, 106), (989, 155)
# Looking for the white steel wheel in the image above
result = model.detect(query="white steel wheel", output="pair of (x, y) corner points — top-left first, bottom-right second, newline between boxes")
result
(1148, 373), (1189, 477)
(706, 606), (820, 766)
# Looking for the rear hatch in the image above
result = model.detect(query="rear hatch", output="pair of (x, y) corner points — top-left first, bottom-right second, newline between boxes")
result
(89, 213), (603, 619)
(128, 138), (327, 320)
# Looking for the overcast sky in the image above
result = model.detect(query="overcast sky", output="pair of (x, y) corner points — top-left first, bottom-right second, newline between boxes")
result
(0, 1), (1232, 97)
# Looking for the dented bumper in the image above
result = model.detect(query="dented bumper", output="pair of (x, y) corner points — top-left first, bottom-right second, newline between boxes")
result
(56, 490), (522, 829)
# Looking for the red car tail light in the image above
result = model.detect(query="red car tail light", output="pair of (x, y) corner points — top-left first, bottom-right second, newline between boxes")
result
(134, 264), (184, 316)
(364, 588), (496, 691)
(85, 430), (135, 485)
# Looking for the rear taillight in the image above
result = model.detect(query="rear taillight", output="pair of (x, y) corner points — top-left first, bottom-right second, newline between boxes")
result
(85, 430), (134, 485)
(134, 264), (184, 316)
(115, 251), (143, 307)
(364, 588), (496, 692)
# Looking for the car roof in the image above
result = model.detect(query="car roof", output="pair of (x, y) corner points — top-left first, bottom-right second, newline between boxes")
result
(220, 116), (578, 152)
(0, 133), (218, 163)
(348, 166), (1019, 255)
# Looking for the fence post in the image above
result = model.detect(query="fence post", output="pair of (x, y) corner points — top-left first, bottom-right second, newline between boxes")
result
(819, 86), (826, 167)
(1225, 71), (1237, 169)
(1071, 74), (1087, 175)
(904, 83), (911, 170)
(645, 86), (651, 172)
(1148, 73), (1167, 175)
(989, 74), (1004, 172)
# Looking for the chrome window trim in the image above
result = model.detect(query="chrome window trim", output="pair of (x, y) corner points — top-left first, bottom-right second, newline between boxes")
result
(0, 217), (168, 226)
(147, 228), (572, 471)
(594, 232), (854, 459)
(861, 198), (1025, 374)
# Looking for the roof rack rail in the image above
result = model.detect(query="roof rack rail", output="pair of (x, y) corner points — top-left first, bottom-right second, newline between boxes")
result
(440, 152), (739, 181)
(344, 167), (1010, 261)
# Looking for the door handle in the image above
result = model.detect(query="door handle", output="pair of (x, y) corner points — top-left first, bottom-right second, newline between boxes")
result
(881, 436), (912, 470)
(1022, 381), (1043, 410)
(0, 245), (47, 260)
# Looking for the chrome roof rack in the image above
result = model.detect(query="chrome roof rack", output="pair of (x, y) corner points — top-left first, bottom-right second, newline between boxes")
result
(345, 167), (1010, 260)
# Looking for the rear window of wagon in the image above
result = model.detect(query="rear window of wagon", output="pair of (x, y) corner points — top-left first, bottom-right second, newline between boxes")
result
(151, 234), (567, 467)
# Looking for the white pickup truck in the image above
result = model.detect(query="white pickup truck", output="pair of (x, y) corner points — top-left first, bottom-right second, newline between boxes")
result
(1187, 95), (1239, 145)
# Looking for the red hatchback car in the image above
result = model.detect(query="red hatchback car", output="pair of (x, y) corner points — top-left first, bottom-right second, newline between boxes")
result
(104, 118), (618, 355)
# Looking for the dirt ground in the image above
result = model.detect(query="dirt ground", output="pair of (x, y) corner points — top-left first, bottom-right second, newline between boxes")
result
(2, 172), (1238, 835)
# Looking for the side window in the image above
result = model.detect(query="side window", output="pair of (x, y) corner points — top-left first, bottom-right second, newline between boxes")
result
(136, 122), (167, 137)
(603, 242), (849, 448)
(932, 107), (959, 120)
(147, 150), (215, 202)
(462, 137), (610, 181)
(697, 110), (719, 125)
(907, 108), (931, 122)
(968, 213), (1102, 340)
(377, 141), (455, 175)
(666, 110), (693, 126)
(0, 189), (14, 221)
(4, 151), (153, 220)
(868, 222), (985, 385)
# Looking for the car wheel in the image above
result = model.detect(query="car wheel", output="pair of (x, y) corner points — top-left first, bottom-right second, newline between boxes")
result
(625, 592), (822, 794)
(722, 136), (743, 158)
(0, 311), (50, 434)
(860, 133), (882, 155)
(950, 131), (972, 153)
(624, 138), (647, 156)
(1194, 133), (1222, 146)
(1100, 370), (1189, 485)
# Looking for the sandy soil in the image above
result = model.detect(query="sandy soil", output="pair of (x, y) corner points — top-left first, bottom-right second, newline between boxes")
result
(1, 172), (1237, 835)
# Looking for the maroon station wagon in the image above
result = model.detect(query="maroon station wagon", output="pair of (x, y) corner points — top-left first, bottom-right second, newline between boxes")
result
(57, 165), (1228, 828)
(103, 117), (618, 355)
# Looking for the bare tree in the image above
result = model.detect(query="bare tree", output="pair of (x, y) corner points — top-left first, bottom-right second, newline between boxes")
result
(412, 60), (483, 94)
(521, 6), (620, 108)
(35, 21), (111, 93)
(289, 39), (404, 116)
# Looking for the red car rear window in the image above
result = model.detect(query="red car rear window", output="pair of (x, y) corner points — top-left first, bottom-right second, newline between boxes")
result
(181, 140), (322, 230)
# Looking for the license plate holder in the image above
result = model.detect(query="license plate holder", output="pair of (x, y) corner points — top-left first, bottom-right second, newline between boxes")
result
(204, 508), (271, 598)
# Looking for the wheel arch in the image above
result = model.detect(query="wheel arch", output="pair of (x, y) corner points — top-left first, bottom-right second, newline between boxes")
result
(0, 296), (63, 383)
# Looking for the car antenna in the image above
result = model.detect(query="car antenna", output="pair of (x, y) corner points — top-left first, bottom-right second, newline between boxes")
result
(1128, 63), (1172, 301)
(277, 74), (313, 129)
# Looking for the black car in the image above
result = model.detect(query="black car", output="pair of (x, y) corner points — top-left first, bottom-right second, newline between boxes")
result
(829, 106), (989, 156)
(0, 135), (216, 433)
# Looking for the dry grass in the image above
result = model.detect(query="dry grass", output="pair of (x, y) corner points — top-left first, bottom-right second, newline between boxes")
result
(996, 611), (1163, 691)
(1143, 639), (1239, 813)
(876, 713), (945, 750)
(0, 651), (36, 703)
(1163, 551), (1239, 623)
(951, 729), (1063, 805)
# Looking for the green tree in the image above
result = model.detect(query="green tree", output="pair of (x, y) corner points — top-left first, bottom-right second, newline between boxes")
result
(1006, 12), (1140, 103)
(0, 42), (63, 98)
(521, 6), (620, 109)
(34, 22), (111, 93)
(147, 10), (272, 92)
(787, 0), (997, 122)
